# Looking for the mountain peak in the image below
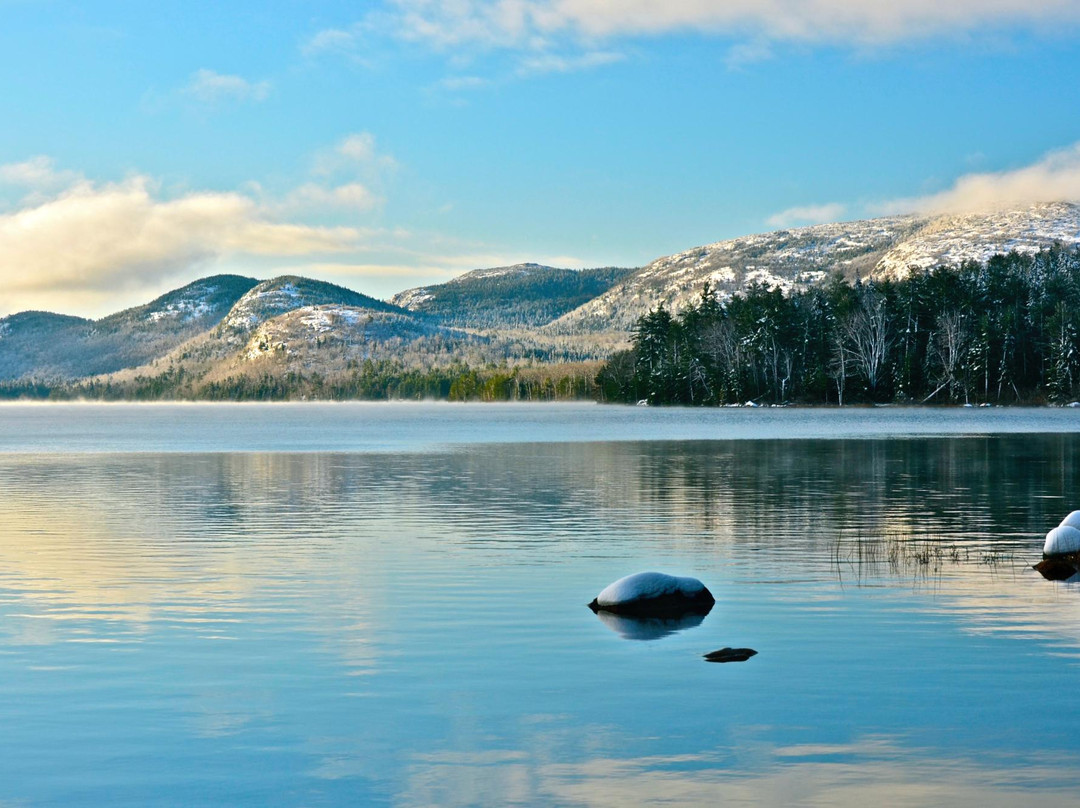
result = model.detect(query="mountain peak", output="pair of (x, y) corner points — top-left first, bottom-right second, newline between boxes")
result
(550, 202), (1080, 333)
(220, 275), (404, 335)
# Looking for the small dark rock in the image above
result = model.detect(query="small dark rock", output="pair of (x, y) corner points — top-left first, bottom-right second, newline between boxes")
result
(703, 647), (758, 663)
(1034, 556), (1080, 581)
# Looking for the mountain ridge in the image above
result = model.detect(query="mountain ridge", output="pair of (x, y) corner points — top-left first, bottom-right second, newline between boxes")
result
(391, 263), (634, 329)
(5, 202), (1080, 384)
(550, 202), (1080, 333)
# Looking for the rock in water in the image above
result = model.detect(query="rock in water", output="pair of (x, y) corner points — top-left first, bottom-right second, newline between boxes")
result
(703, 647), (758, 663)
(1044, 525), (1080, 556)
(588, 572), (715, 617)
(1034, 557), (1079, 581)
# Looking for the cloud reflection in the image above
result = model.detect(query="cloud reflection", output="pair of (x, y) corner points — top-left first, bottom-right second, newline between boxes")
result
(401, 740), (1080, 807)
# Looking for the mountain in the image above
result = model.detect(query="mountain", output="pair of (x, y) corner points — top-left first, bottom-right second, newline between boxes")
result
(550, 202), (1080, 333)
(106, 275), (469, 379)
(231, 304), (475, 369)
(391, 263), (634, 329)
(0, 275), (258, 381)
(0, 312), (93, 381)
(6, 202), (1080, 388)
(216, 276), (404, 338)
(874, 202), (1080, 278)
(1, 270), (610, 387)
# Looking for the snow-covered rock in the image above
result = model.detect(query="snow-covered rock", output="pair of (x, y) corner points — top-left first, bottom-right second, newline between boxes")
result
(1044, 525), (1080, 556)
(588, 572), (715, 616)
(1059, 511), (1080, 530)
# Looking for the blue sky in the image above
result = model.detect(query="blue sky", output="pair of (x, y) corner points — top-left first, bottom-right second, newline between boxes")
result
(2, 0), (1080, 316)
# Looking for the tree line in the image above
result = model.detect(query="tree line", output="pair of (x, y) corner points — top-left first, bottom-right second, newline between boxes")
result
(0, 360), (601, 402)
(597, 246), (1080, 406)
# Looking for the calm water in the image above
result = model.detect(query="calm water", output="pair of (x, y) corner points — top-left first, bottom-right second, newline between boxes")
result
(1, 404), (1079, 806)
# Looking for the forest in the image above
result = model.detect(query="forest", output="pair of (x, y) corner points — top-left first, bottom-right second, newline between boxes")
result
(596, 245), (1080, 406)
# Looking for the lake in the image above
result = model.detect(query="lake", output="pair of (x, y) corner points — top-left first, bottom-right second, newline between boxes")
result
(0, 403), (1078, 806)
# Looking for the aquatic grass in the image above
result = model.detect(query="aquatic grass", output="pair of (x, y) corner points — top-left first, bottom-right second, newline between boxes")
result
(831, 531), (1010, 584)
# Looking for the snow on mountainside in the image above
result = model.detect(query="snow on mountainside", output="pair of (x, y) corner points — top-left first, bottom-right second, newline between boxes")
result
(241, 304), (459, 362)
(549, 216), (926, 333)
(875, 203), (1080, 278)
(550, 203), (1080, 333)
(218, 276), (404, 337)
(0, 275), (258, 381)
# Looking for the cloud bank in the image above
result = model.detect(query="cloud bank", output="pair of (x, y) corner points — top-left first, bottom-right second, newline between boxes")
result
(767, 142), (1080, 228)
(381, 0), (1080, 49)
(0, 169), (359, 311)
(882, 142), (1080, 215)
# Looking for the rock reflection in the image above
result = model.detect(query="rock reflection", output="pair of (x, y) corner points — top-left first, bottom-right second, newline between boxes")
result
(594, 609), (709, 640)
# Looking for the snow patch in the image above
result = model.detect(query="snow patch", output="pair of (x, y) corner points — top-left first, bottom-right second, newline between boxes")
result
(594, 571), (707, 607)
(1045, 525), (1080, 556)
(877, 203), (1080, 279)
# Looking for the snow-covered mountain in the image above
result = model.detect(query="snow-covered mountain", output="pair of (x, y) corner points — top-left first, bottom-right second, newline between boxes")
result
(0, 275), (258, 381)
(550, 202), (1080, 333)
(548, 216), (926, 332)
(218, 276), (403, 338)
(238, 304), (468, 364)
(874, 202), (1080, 278)
(6, 202), (1080, 385)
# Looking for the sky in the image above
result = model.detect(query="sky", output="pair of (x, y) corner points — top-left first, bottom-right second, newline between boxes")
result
(3, 0), (1080, 317)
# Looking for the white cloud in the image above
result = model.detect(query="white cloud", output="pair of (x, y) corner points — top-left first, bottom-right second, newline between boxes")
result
(380, 0), (1080, 50)
(516, 49), (623, 75)
(725, 39), (774, 69)
(302, 28), (360, 56)
(339, 132), (379, 163)
(286, 182), (381, 212)
(0, 171), (359, 302)
(767, 202), (848, 228)
(314, 132), (399, 176)
(182, 69), (272, 104)
(877, 142), (1080, 215)
(0, 156), (82, 191)
(436, 75), (491, 90)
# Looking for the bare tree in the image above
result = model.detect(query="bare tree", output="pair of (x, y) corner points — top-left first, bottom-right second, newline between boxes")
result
(699, 318), (742, 401)
(828, 331), (851, 406)
(843, 287), (892, 395)
(924, 310), (970, 403)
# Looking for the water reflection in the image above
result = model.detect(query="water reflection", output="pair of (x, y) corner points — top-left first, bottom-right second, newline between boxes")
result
(0, 431), (1079, 804)
(401, 740), (1080, 808)
(594, 609), (709, 640)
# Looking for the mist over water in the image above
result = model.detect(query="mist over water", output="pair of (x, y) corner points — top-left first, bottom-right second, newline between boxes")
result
(0, 405), (1079, 805)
